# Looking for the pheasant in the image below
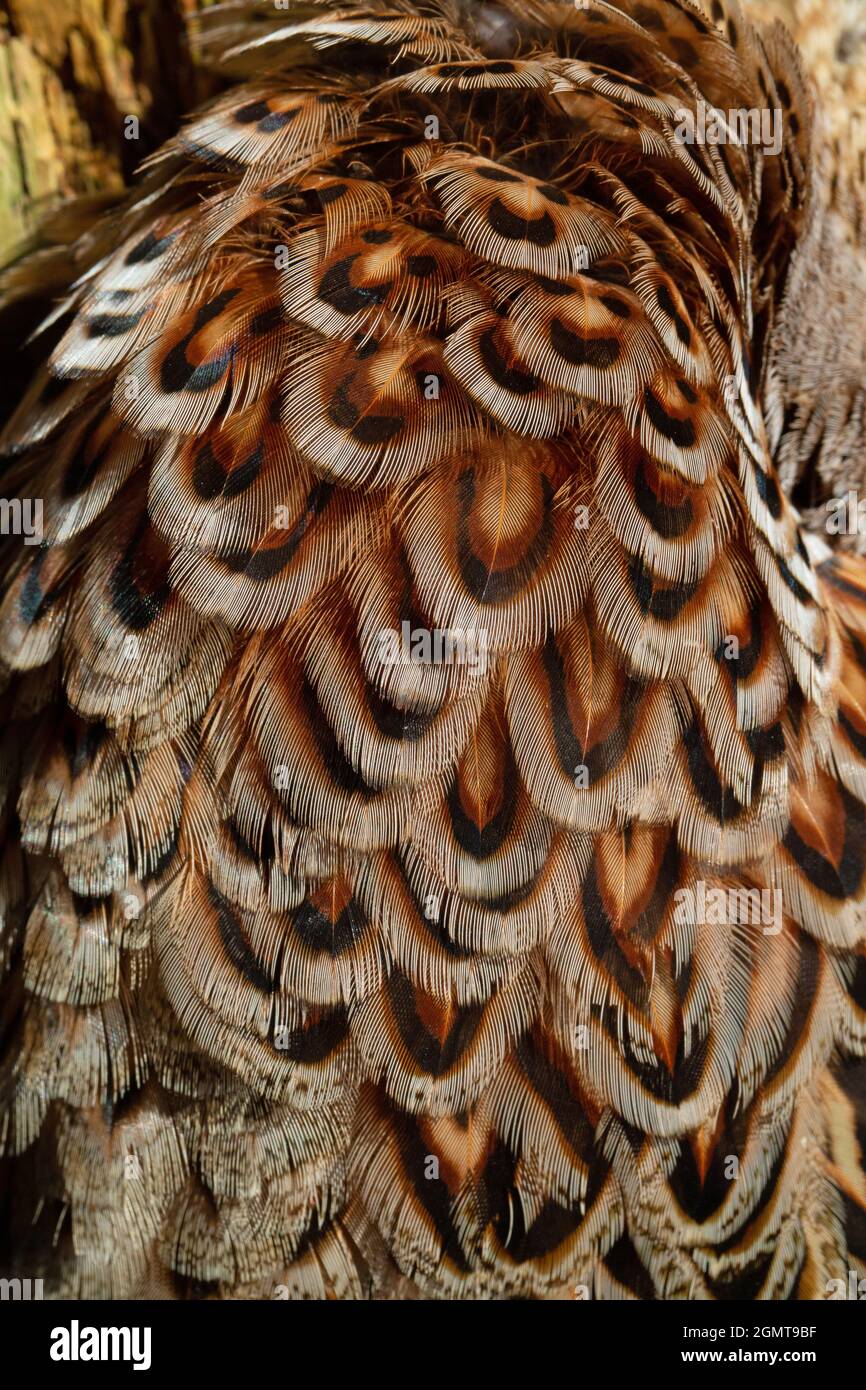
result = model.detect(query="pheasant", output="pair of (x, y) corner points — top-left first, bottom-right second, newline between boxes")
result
(0, 0), (865, 1301)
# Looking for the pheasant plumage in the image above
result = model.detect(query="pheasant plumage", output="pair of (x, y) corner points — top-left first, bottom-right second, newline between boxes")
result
(1, 0), (865, 1300)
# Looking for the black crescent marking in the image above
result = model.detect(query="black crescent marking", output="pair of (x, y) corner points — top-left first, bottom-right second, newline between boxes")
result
(140, 820), (181, 885)
(292, 897), (369, 956)
(193, 438), (265, 501)
(365, 681), (436, 742)
(125, 229), (179, 265)
(643, 387), (697, 447)
(109, 525), (171, 631)
(394, 852), (474, 959)
(387, 969), (483, 1075)
(542, 633), (642, 781)
(752, 460), (782, 518)
(583, 260), (631, 287)
(715, 600), (763, 681)
(160, 288), (241, 395)
(259, 109), (298, 133)
(327, 373), (404, 444)
(234, 99), (272, 123)
(446, 744), (519, 860)
(234, 100), (299, 133)
(605, 1235), (657, 1301)
(317, 182), (347, 205)
(633, 455), (693, 538)
(456, 468), (553, 602)
(600, 294), (631, 319)
(631, 3), (665, 29)
(65, 720), (109, 779)
(763, 937), (820, 1084)
(582, 855), (649, 1008)
(481, 1141), (582, 1263)
(683, 717), (745, 821)
(224, 440), (265, 501)
(387, 1100), (470, 1272)
(219, 480), (332, 579)
(226, 815), (275, 866)
(302, 677), (378, 800)
(774, 552), (813, 606)
(550, 318), (620, 368)
(478, 327), (540, 394)
(318, 253), (394, 315)
(635, 830), (683, 946)
(487, 198), (557, 246)
(87, 308), (148, 338)
(474, 165), (523, 183)
(656, 284), (692, 347)
(629, 555), (699, 619)
(515, 1033), (598, 1165)
(209, 879), (278, 992)
(19, 551), (60, 626)
(179, 139), (247, 173)
(783, 786), (866, 899)
(746, 721), (785, 760)
(536, 182), (568, 205)
(535, 276), (575, 296)
(407, 253), (437, 279)
(278, 1007), (350, 1064)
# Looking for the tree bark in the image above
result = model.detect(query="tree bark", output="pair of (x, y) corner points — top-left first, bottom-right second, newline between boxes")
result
(0, 0), (211, 264)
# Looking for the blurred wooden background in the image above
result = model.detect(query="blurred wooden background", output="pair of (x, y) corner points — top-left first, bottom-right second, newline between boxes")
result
(0, 0), (213, 258)
(0, 0), (863, 264)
